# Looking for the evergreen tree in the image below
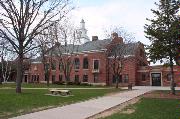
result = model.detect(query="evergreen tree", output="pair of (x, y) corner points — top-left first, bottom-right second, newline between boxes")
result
(145, 0), (180, 95)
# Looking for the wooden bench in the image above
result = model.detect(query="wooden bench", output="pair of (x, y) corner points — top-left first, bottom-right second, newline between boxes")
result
(49, 89), (71, 96)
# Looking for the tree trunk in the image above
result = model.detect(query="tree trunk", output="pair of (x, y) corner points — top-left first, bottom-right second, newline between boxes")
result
(106, 58), (110, 86)
(66, 75), (70, 84)
(45, 71), (50, 87)
(170, 57), (175, 95)
(42, 54), (49, 87)
(0, 78), (2, 84)
(16, 53), (23, 93)
(115, 75), (119, 88)
(47, 75), (50, 86)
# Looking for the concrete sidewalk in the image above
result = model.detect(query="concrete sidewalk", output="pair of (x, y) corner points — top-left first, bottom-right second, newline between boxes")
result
(11, 89), (151, 119)
(0, 87), (113, 90)
(122, 86), (180, 90)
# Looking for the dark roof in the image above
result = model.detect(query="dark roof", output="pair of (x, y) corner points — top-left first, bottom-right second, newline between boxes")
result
(32, 39), (141, 63)
(79, 39), (111, 52)
(47, 39), (112, 55)
(109, 43), (139, 57)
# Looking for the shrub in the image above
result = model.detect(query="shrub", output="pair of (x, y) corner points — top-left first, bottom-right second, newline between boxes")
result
(80, 82), (92, 86)
(53, 81), (65, 85)
(67, 81), (74, 85)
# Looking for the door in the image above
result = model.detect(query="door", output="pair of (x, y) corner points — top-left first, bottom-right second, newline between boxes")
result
(151, 73), (161, 86)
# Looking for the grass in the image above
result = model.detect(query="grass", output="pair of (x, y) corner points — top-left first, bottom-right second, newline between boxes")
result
(0, 83), (109, 88)
(0, 88), (121, 119)
(102, 96), (180, 119)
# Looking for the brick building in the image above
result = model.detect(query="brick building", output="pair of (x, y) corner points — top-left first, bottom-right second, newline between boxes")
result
(23, 33), (180, 87)
(22, 20), (180, 87)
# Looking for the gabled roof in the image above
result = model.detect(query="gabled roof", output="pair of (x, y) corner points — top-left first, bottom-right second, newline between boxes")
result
(46, 39), (112, 55)
(32, 39), (142, 63)
(108, 42), (140, 57)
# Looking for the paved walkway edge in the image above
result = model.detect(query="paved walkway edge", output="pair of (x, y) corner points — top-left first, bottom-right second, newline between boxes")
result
(11, 89), (151, 119)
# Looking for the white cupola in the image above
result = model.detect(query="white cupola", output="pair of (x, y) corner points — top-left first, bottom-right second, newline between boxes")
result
(76, 19), (90, 44)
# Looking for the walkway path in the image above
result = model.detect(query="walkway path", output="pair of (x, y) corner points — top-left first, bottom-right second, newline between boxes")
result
(0, 87), (113, 90)
(122, 86), (180, 90)
(11, 89), (151, 119)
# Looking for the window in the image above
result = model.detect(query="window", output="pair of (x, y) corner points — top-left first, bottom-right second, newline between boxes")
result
(34, 75), (37, 81)
(59, 75), (63, 82)
(119, 75), (122, 83)
(31, 75), (38, 82)
(83, 75), (88, 82)
(31, 75), (34, 82)
(37, 75), (39, 82)
(94, 60), (99, 69)
(51, 62), (56, 70)
(83, 58), (89, 69)
(74, 75), (79, 83)
(112, 75), (122, 83)
(74, 58), (80, 69)
(167, 74), (171, 81)
(24, 75), (28, 82)
(45, 74), (48, 81)
(45, 63), (50, 70)
(124, 74), (129, 83)
(59, 63), (63, 72)
(142, 74), (146, 81)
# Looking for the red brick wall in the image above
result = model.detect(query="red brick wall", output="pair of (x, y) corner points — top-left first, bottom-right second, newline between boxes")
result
(28, 40), (167, 87)
(137, 66), (180, 87)
(29, 51), (108, 84)
(28, 63), (44, 83)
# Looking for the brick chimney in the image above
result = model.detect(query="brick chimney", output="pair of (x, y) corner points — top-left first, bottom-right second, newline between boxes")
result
(111, 32), (123, 44)
(92, 36), (98, 41)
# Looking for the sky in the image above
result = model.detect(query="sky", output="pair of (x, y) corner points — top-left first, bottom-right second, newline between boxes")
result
(71, 0), (159, 45)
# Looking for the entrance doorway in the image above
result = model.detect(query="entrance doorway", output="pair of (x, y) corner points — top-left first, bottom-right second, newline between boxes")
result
(151, 73), (161, 86)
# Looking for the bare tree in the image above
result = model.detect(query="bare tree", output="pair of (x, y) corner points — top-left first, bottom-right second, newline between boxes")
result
(0, 0), (73, 93)
(0, 39), (15, 83)
(107, 42), (132, 88)
(35, 17), (79, 86)
(53, 19), (81, 84)
(105, 26), (135, 88)
(35, 26), (56, 86)
(104, 26), (135, 43)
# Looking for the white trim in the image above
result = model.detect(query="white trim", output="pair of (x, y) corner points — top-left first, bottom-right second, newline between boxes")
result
(150, 72), (163, 86)
(32, 61), (42, 64)
(137, 70), (149, 72)
(163, 69), (177, 72)
(60, 50), (106, 55)
(82, 50), (105, 53)
(108, 55), (135, 59)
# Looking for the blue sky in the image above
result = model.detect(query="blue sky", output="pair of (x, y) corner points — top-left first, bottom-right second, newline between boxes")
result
(72, 0), (159, 45)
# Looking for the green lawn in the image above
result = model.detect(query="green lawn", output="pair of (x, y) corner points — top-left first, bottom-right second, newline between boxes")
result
(0, 83), (108, 88)
(0, 88), (121, 119)
(102, 98), (180, 119)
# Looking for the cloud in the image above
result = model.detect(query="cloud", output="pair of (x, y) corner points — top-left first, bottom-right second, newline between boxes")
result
(72, 0), (158, 45)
